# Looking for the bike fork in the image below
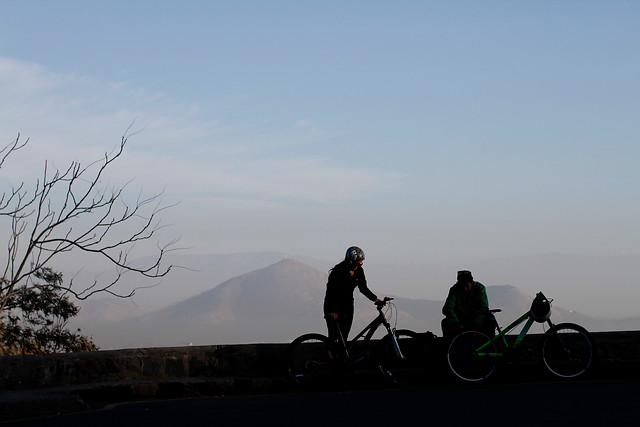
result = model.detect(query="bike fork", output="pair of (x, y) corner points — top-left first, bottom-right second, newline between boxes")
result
(388, 327), (406, 360)
(546, 320), (572, 356)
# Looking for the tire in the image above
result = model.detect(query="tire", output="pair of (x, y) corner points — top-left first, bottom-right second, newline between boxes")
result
(541, 323), (593, 378)
(447, 330), (497, 382)
(287, 333), (333, 384)
(377, 329), (426, 385)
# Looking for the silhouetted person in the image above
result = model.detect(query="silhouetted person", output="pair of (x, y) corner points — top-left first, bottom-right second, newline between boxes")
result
(441, 270), (493, 339)
(323, 246), (381, 347)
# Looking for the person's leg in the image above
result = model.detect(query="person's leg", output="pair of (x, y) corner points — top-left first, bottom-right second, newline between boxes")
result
(325, 316), (346, 361)
(480, 314), (497, 337)
(325, 316), (339, 342)
(441, 318), (456, 340)
(339, 310), (354, 342)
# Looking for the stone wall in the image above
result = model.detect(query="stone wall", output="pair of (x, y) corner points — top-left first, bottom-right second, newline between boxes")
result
(0, 344), (289, 391)
(1, 331), (639, 392)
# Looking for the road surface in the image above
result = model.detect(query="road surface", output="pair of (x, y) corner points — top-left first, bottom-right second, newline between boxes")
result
(3, 379), (637, 426)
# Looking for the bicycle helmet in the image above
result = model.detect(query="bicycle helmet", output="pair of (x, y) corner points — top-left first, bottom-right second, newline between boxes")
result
(530, 292), (551, 322)
(345, 246), (365, 263)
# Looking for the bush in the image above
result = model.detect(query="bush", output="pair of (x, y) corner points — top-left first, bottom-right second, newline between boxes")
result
(0, 267), (97, 355)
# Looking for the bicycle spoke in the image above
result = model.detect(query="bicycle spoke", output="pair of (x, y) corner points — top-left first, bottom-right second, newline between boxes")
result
(447, 331), (496, 382)
(542, 324), (593, 378)
(288, 334), (333, 384)
(377, 330), (427, 385)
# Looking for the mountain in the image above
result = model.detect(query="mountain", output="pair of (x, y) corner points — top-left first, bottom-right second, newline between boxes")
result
(363, 253), (640, 319)
(80, 258), (328, 348)
(81, 258), (439, 348)
(74, 258), (635, 350)
(71, 251), (328, 313)
(147, 258), (328, 344)
(72, 251), (640, 323)
(464, 253), (640, 318)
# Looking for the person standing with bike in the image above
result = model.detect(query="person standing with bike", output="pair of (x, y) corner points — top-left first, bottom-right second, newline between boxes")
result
(289, 250), (421, 384)
(324, 246), (381, 347)
(441, 270), (493, 339)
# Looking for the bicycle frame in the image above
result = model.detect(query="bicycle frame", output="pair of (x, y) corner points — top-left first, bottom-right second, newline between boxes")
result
(474, 311), (547, 358)
(334, 301), (403, 362)
(288, 298), (420, 385)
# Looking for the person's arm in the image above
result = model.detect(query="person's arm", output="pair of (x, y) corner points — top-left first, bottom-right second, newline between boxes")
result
(442, 288), (460, 325)
(356, 269), (378, 302)
(473, 283), (489, 326)
(479, 285), (488, 310)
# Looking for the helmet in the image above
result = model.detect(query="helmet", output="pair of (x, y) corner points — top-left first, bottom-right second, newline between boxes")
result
(345, 246), (365, 263)
(530, 293), (551, 322)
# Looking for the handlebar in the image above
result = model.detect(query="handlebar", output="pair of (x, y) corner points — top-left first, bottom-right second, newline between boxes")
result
(375, 296), (393, 308)
(325, 297), (393, 320)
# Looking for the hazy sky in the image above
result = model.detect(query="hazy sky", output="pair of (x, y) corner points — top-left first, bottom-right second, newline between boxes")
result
(2, 1), (639, 271)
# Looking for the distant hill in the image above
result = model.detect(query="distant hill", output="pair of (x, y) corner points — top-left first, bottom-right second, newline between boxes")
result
(362, 253), (640, 319)
(80, 258), (328, 348)
(73, 258), (636, 350)
(72, 251), (328, 312)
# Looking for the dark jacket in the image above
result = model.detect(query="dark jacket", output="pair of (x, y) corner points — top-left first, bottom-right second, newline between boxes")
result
(442, 281), (489, 329)
(323, 261), (377, 315)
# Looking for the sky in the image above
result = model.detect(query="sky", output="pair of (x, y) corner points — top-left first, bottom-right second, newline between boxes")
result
(1, 1), (640, 315)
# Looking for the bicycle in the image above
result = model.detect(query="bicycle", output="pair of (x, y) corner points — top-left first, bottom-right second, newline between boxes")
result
(447, 291), (594, 382)
(287, 297), (425, 385)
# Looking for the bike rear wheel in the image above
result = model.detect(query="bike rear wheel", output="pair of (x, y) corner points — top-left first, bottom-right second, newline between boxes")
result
(447, 330), (497, 382)
(541, 323), (593, 378)
(377, 329), (426, 385)
(287, 333), (333, 384)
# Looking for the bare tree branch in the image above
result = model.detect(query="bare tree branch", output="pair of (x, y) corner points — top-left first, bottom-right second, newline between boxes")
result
(1, 129), (178, 314)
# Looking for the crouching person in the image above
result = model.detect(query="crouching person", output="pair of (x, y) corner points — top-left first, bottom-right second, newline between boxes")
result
(441, 270), (494, 339)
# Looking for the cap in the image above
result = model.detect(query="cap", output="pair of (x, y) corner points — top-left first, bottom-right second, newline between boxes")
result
(457, 270), (473, 283)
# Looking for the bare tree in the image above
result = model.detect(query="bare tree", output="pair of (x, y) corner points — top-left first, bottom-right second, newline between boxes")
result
(0, 129), (177, 316)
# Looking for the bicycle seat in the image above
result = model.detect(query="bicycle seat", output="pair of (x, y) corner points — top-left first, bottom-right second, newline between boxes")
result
(478, 308), (501, 315)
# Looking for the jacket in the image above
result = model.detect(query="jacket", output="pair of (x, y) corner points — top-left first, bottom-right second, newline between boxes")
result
(323, 261), (377, 314)
(442, 281), (489, 328)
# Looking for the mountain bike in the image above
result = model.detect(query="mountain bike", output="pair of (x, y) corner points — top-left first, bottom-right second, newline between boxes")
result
(287, 297), (425, 385)
(447, 291), (594, 382)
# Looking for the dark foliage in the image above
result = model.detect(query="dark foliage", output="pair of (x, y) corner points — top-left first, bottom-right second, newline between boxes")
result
(0, 267), (97, 355)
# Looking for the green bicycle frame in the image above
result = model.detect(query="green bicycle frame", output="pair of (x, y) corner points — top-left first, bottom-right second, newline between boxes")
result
(474, 311), (537, 358)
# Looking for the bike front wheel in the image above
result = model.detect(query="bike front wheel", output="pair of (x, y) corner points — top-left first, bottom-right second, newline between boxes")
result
(541, 323), (593, 378)
(447, 330), (497, 382)
(377, 329), (426, 385)
(287, 333), (333, 384)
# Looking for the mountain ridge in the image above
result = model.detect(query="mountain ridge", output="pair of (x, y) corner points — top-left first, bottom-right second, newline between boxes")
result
(72, 257), (639, 350)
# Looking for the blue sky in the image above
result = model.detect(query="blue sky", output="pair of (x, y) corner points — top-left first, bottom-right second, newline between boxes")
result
(2, 2), (639, 305)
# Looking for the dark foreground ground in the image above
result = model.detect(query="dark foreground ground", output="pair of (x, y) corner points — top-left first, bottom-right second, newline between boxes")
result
(2, 378), (637, 427)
